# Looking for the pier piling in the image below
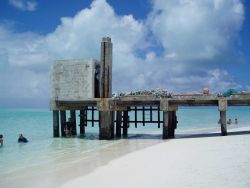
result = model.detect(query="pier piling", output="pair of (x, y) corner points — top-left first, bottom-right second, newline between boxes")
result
(98, 37), (114, 140)
(70, 110), (77, 136)
(219, 99), (228, 136)
(168, 111), (175, 138)
(99, 111), (114, 139)
(60, 110), (66, 137)
(79, 109), (86, 135)
(116, 111), (122, 137)
(220, 111), (227, 136)
(123, 111), (128, 137)
(53, 110), (60, 137)
(162, 111), (169, 139)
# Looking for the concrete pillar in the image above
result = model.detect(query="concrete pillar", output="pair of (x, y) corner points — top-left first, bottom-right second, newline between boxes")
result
(161, 99), (178, 139)
(168, 111), (175, 138)
(100, 37), (112, 98)
(79, 109), (86, 135)
(99, 37), (113, 140)
(162, 111), (169, 139)
(174, 111), (178, 129)
(60, 110), (66, 137)
(166, 111), (177, 138)
(70, 110), (77, 136)
(99, 111), (114, 139)
(123, 111), (128, 137)
(53, 110), (60, 137)
(218, 99), (228, 136)
(116, 111), (122, 137)
(220, 111), (227, 136)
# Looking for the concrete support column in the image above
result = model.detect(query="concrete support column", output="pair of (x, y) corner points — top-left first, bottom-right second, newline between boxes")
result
(168, 111), (175, 138)
(70, 110), (77, 136)
(162, 111), (169, 139)
(100, 37), (112, 98)
(98, 37), (113, 140)
(163, 110), (176, 139)
(220, 111), (227, 136)
(123, 111), (128, 137)
(116, 111), (122, 137)
(79, 109), (86, 135)
(98, 99), (114, 140)
(53, 110), (60, 137)
(60, 110), (66, 137)
(219, 99), (228, 136)
(160, 99), (178, 139)
(99, 111), (114, 140)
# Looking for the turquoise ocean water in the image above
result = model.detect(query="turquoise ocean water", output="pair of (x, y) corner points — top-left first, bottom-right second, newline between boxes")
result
(0, 107), (249, 178)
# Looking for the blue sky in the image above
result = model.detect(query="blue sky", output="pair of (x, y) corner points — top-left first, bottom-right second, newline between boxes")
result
(0, 0), (150, 33)
(0, 0), (249, 108)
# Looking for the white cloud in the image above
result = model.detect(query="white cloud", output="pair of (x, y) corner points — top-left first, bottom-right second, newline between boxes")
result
(45, 0), (147, 92)
(142, 0), (244, 92)
(9, 0), (37, 11)
(0, 0), (146, 106)
(0, 0), (246, 107)
(148, 0), (244, 62)
(246, 86), (250, 91)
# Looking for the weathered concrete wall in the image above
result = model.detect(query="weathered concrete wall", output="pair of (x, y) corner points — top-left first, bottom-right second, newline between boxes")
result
(51, 59), (100, 101)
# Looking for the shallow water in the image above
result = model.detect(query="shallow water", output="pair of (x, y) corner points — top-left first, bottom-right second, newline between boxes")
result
(0, 107), (249, 179)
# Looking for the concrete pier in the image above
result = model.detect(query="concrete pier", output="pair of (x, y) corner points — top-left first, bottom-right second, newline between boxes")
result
(50, 37), (250, 140)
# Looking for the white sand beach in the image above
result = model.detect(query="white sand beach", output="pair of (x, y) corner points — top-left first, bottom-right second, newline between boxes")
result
(61, 126), (250, 188)
(1, 126), (250, 188)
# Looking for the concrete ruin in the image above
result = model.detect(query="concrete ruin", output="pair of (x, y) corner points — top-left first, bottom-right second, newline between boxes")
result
(50, 37), (250, 140)
(51, 59), (100, 101)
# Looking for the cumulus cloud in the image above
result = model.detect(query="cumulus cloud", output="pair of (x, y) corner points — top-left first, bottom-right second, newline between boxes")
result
(246, 86), (250, 91)
(0, 25), (49, 107)
(148, 0), (244, 62)
(143, 0), (245, 92)
(0, 0), (246, 107)
(9, 0), (37, 11)
(0, 0), (146, 106)
(45, 0), (147, 92)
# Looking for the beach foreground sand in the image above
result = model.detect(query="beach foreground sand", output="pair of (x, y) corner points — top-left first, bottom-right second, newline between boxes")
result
(1, 126), (250, 188)
(62, 126), (250, 188)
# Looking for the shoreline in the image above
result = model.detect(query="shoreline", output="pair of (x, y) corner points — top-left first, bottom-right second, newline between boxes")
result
(1, 125), (250, 188)
(61, 125), (250, 188)
(0, 132), (164, 188)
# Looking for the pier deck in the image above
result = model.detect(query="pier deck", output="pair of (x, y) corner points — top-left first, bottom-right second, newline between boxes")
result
(54, 93), (250, 109)
(51, 93), (250, 139)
